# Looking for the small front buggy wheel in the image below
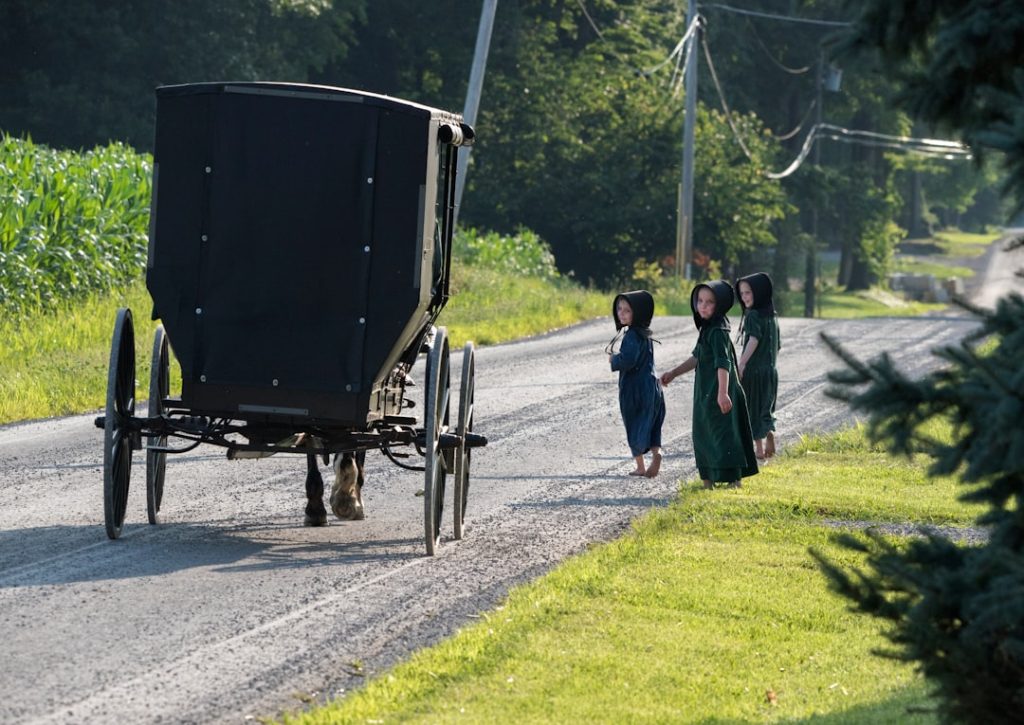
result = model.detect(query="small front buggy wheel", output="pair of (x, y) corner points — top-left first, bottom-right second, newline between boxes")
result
(453, 341), (475, 540)
(423, 326), (451, 555)
(103, 307), (136, 539)
(146, 325), (169, 525)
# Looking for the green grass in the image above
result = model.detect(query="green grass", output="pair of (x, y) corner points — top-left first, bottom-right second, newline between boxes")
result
(445, 266), (606, 346)
(0, 270), (608, 426)
(817, 288), (945, 319)
(0, 280), (169, 424)
(932, 229), (1000, 257)
(280, 424), (981, 724)
(891, 257), (974, 279)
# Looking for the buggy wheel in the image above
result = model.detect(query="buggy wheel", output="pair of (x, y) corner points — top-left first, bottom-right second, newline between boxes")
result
(423, 327), (451, 555)
(103, 308), (136, 539)
(146, 325), (169, 525)
(453, 341), (475, 540)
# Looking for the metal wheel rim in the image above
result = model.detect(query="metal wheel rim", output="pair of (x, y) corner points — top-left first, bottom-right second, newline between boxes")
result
(454, 341), (474, 540)
(424, 328), (450, 556)
(103, 308), (135, 539)
(146, 325), (168, 525)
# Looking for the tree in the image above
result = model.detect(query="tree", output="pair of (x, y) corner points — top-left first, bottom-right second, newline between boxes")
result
(816, 294), (1024, 723)
(841, 0), (1024, 206)
(461, 0), (789, 283)
(812, 2), (1024, 720)
(0, 0), (364, 150)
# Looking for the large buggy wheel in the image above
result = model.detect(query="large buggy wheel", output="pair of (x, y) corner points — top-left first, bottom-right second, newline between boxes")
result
(146, 325), (169, 525)
(103, 307), (137, 539)
(423, 327), (451, 555)
(453, 341), (475, 540)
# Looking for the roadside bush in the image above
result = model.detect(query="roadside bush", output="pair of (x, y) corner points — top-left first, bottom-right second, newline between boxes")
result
(0, 134), (152, 314)
(453, 226), (559, 279)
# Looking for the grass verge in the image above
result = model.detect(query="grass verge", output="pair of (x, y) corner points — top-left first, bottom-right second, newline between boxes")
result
(817, 288), (945, 319)
(0, 280), (164, 425)
(446, 266), (606, 346)
(0, 270), (607, 426)
(280, 424), (981, 724)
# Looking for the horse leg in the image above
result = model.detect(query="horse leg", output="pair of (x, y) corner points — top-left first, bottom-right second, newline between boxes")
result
(303, 452), (328, 526)
(330, 451), (365, 520)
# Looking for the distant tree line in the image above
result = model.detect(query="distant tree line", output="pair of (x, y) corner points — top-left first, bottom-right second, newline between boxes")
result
(0, 0), (1010, 288)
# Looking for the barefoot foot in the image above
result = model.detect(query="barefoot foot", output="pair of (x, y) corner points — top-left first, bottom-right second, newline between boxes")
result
(645, 452), (662, 478)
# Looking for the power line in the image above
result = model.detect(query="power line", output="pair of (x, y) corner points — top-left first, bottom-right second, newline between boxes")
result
(701, 3), (853, 28)
(575, 0), (606, 40)
(700, 32), (756, 161)
(697, 33), (971, 178)
(745, 16), (811, 74)
(775, 98), (816, 141)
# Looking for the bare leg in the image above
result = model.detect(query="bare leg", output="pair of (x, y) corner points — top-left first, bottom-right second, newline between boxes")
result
(645, 447), (662, 478)
(765, 431), (776, 458)
(754, 439), (766, 461)
(702, 479), (714, 490)
(629, 453), (646, 476)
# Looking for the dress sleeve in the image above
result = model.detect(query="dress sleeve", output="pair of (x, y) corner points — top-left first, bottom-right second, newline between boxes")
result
(709, 328), (733, 371)
(610, 329), (644, 372)
(744, 310), (764, 340)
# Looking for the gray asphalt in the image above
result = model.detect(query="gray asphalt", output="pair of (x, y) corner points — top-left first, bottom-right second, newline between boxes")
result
(0, 233), (1020, 724)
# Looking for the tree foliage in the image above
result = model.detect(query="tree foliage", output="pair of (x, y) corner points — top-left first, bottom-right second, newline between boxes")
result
(816, 294), (1024, 722)
(842, 0), (1024, 207)
(0, 0), (1011, 284)
(812, 2), (1024, 719)
(0, 0), (364, 150)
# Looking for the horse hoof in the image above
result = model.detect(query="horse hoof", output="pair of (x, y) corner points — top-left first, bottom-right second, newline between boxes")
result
(304, 511), (328, 527)
(330, 494), (365, 521)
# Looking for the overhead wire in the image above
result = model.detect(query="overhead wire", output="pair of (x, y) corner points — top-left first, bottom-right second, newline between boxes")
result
(745, 16), (811, 74)
(775, 98), (816, 141)
(574, 1), (968, 180)
(701, 3), (853, 28)
(700, 32), (756, 162)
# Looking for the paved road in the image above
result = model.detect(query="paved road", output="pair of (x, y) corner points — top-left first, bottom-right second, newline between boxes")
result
(0, 235), (1020, 724)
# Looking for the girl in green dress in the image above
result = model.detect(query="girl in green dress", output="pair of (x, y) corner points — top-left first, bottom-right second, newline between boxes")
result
(736, 273), (781, 460)
(660, 280), (758, 489)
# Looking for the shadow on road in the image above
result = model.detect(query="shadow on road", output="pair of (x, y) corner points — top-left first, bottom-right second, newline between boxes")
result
(0, 521), (419, 589)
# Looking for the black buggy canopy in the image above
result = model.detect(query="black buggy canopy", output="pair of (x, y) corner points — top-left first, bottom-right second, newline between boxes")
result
(146, 82), (471, 425)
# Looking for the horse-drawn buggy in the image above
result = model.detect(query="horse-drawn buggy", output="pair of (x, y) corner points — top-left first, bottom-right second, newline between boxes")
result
(96, 82), (486, 555)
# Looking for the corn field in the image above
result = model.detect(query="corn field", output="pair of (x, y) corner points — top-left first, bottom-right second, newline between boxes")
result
(0, 134), (152, 314)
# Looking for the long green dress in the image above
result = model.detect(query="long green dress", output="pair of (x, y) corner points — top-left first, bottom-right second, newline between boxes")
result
(739, 308), (780, 440)
(692, 326), (759, 482)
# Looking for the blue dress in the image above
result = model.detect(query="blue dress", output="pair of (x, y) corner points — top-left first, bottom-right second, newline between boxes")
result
(610, 327), (666, 457)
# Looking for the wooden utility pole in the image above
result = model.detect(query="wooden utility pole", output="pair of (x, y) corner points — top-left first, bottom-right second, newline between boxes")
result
(677, 0), (699, 279)
(804, 49), (823, 317)
(454, 0), (498, 227)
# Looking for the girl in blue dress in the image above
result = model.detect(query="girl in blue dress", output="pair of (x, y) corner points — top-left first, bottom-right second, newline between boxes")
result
(609, 290), (666, 477)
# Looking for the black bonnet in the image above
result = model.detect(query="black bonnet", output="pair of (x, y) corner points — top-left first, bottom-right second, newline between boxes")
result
(690, 280), (734, 330)
(736, 272), (776, 316)
(613, 289), (655, 331)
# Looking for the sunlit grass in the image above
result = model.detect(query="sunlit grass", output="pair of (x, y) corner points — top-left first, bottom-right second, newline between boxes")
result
(933, 229), (1000, 256)
(0, 280), (173, 424)
(891, 257), (974, 279)
(817, 288), (944, 318)
(444, 266), (606, 347)
(0, 270), (608, 426)
(280, 424), (981, 724)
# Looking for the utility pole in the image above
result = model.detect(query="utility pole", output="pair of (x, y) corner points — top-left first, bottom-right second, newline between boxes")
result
(804, 48), (823, 318)
(677, 0), (699, 279)
(454, 0), (498, 227)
